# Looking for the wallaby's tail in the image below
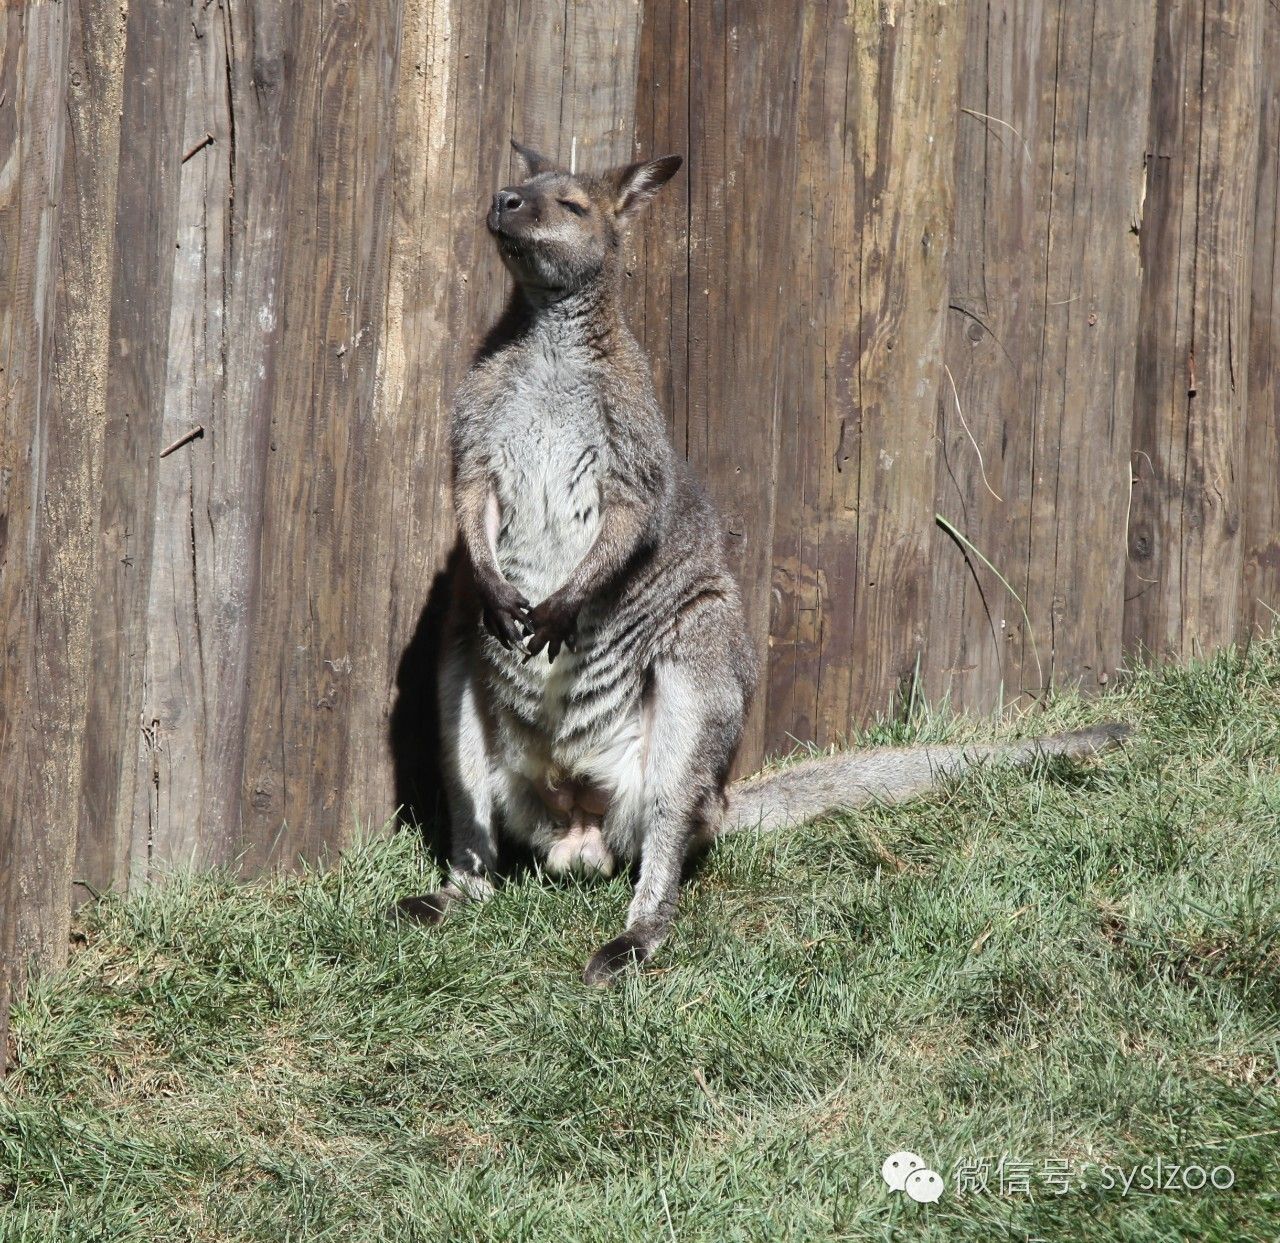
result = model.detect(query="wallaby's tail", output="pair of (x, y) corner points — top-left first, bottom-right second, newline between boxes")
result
(721, 722), (1131, 837)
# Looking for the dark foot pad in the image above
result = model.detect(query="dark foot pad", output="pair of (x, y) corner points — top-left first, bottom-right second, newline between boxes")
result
(583, 931), (651, 987)
(387, 891), (454, 926)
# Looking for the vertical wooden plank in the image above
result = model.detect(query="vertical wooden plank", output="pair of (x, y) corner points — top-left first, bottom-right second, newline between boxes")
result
(763, 2), (960, 752)
(464, 0), (524, 341)
(929, 0), (1061, 713)
(238, 0), (401, 871)
(125, 0), (301, 878)
(0, 0), (72, 1064)
(190, 0), (305, 870)
(758, 0), (838, 751)
(630, 0), (691, 449)
(507, 1), (639, 172)
(350, 0), (468, 827)
(560, 0), (641, 171)
(75, 0), (188, 893)
(129, 5), (233, 875)
(51, 0), (127, 904)
(1126, 0), (1262, 660)
(836, 1), (960, 731)
(1240, 0), (1280, 640)
(685, 0), (803, 771)
(1020, 3), (1156, 695)
(930, 2), (1155, 715)
(1173, 3), (1261, 653)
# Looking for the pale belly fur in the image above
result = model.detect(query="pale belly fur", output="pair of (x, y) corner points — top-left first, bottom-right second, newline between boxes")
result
(489, 404), (646, 846)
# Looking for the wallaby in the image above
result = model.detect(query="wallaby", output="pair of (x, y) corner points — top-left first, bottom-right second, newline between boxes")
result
(391, 140), (1128, 985)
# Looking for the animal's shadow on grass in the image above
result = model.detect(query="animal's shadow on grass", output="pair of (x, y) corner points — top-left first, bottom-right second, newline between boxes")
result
(388, 546), (456, 868)
(387, 542), (536, 880)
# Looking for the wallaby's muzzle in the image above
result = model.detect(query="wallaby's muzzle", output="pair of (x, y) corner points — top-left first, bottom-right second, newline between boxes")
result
(487, 187), (529, 237)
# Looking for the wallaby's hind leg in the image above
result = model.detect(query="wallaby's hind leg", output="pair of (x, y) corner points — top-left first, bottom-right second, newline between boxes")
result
(584, 659), (742, 986)
(393, 635), (499, 925)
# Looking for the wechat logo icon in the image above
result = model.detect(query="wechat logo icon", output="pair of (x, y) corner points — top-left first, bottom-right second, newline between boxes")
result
(882, 1150), (945, 1203)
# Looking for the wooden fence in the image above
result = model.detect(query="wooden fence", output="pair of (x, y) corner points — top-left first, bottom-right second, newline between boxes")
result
(2, 0), (1277, 1060)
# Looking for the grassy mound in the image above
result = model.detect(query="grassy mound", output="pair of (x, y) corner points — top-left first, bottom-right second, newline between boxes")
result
(3, 637), (1278, 1240)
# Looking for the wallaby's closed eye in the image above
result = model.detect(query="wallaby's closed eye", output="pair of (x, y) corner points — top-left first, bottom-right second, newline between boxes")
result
(391, 140), (1128, 985)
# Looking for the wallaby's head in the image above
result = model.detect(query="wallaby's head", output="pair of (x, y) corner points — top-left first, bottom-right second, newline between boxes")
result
(488, 139), (682, 296)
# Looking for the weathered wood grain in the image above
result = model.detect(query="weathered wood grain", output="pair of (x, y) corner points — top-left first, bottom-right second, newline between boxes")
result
(1241, 0), (1280, 644)
(76, 0), (188, 896)
(193, 0), (306, 872)
(683, 0), (801, 769)
(930, 2), (1156, 713)
(841, 2), (961, 730)
(1036, 2), (1153, 695)
(129, 4), (235, 878)
(121, 0), (307, 881)
(509, 0), (635, 172)
(756, 0), (836, 752)
(237, 0), (402, 873)
(1126, 0), (1263, 660)
(1023, 3), (1157, 695)
(929, 0), (1039, 713)
(760, 1), (961, 756)
(350, 0), (463, 830)
(37, 0), (125, 915)
(559, 0), (642, 172)
(630, 0), (691, 448)
(0, 0), (74, 1050)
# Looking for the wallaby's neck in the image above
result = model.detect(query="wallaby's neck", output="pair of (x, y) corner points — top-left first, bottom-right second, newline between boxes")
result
(519, 271), (624, 357)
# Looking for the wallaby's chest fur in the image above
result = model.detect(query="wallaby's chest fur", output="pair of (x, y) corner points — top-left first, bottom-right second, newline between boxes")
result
(485, 340), (604, 613)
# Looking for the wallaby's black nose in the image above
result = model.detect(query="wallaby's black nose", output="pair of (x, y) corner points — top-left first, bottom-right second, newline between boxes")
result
(494, 189), (523, 214)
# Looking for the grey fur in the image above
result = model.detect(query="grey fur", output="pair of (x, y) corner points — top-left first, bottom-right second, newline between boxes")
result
(724, 723), (1132, 835)
(390, 142), (1130, 985)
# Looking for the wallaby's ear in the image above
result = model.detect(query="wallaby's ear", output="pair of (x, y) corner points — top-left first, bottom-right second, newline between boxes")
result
(609, 155), (683, 218)
(511, 139), (560, 178)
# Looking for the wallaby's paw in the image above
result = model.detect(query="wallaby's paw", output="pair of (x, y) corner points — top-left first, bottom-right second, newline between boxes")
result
(388, 889), (458, 926)
(522, 589), (580, 664)
(583, 931), (649, 987)
(479, 575), (531, 650)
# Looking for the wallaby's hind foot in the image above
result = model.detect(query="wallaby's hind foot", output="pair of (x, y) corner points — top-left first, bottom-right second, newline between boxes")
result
(388, 869), (496, 926)
(583, 926), (662, 987)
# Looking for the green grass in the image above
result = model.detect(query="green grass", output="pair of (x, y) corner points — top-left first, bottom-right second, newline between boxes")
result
(3, 638), (1279, 1241)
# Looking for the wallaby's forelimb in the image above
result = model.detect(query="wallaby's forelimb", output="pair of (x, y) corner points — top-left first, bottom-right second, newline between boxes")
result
(524, 498), (649, 660)
(454, 473), (529, 649)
